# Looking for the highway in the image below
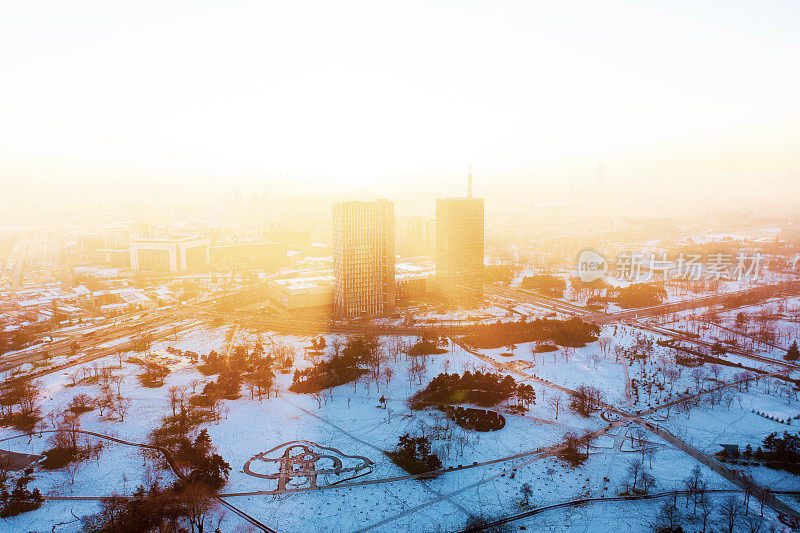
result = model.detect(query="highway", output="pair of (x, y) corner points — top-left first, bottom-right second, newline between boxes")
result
(6, 278), (797, 381)
(488, 280), (800, 326)
(631, 320), (800, 372)
(1, 308), (196, 372)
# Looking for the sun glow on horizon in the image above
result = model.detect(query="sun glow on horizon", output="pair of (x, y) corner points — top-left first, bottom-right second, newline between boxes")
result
(0, 1), (798, 199)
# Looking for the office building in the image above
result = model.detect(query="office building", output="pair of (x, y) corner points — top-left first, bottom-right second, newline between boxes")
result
(435, 197), (484, 304)
(332, 199), (395, 317)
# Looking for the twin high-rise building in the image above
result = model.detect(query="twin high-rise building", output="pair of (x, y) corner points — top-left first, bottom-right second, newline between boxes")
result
(331, 193), (484, 317)
(435, 197), (485, 305)
(332, 199), (396, 317)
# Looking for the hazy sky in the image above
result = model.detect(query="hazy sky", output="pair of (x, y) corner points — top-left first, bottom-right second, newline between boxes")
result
(1, 1), (798, 197)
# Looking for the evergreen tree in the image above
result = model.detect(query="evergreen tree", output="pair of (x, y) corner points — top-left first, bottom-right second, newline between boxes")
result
(786, 340), (799, 361)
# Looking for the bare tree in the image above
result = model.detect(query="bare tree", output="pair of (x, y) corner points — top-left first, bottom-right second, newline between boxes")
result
(613, 344), (625, 363)
(718, 494), (742, 533)
(15, 379), (42, 417)
(382, 367), (394, 390)
(640, 470), (656, 494)
(744, 512), (764, 533)
(330, 337), (344, 359)
(97, 389), (114, 417)
(168, 385), (182, 418)
(410, 357), (426, 386)
(643, 446), (656, 469)
(68, 393), (94, 414)
(664, 366), (680, 393)
(66, 460), (81, 484)
(631, 427), (648, 457)
(546, 394), (562, 419)
(112, 395), (131, 421)
(626, 459), (643, 493)
(691, 367), (707, 391)
(698, 492), (713, 533)
(650, 495), (682, 532)
(520, 482), (533, 507)
(709, 364), (722, 382)
(67, 370), (81, 387)
(528, 344), (538, 366)
(570, 384), (604, 417)
(598, 336), (612, 356)
(683, 465), (705, 512)
(108, 374), (124, 397)
(312, 391), (322, 409)
(50, 410), (81, 453)
(180, 481), (218, 533)
(560, 346), (575, 363)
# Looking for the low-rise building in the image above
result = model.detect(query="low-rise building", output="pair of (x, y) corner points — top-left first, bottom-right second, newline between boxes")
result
(130, 237), (210, 273)
(266, 260), (434, 312)
(395, 259), (435, 300)
(267, 275), (334, 311)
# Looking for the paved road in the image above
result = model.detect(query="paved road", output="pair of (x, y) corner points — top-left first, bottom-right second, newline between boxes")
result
(9, 278), (795, 387)
(489, 280), (800, 326)
(609, 281), (800, 321)
(634, 320), (800, 372)
(0, 283), (270, 373)
(0, 320), (202, 388)
(1, 308), (192, 371)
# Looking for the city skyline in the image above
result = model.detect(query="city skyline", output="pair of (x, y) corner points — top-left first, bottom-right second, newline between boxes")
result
(1, 3), (800, 532)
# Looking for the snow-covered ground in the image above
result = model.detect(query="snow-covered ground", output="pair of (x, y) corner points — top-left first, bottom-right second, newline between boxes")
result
(0, 319), (797, 532)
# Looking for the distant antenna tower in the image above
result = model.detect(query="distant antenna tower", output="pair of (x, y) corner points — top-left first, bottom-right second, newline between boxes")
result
(467, 163), (473, 198)
(596, 162), (606, 186)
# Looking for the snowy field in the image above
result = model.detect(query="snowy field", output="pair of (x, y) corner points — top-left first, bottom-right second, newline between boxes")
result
(0, 321), (798, 532)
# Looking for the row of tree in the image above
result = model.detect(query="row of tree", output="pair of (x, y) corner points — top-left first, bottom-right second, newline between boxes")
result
(587, 282), (668, 309)
(289, 337), (379, 394)
(386, 434), (443, 477)
(410, 371), (534, 410)
(463, 317), (600, 349)
(0, 379), (42, 432)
